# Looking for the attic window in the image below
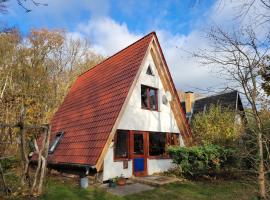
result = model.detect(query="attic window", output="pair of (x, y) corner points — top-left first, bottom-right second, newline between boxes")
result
(141, 85), (158, 111)
(48, 131), (64, 154)
(146, 65), (154, 76)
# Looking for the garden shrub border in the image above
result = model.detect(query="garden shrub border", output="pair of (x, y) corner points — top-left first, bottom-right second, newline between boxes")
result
(168, 144), (238, 178)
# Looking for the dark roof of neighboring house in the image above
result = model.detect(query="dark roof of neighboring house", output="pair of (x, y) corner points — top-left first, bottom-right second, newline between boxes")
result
(46, 32), (154, 166)
(192, 90), (244, 115)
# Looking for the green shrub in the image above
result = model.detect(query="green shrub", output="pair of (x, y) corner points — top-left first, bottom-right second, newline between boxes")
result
(0, 157), (19, 171)
(168, 144), (238, 177)
(191, 104), (243, 147)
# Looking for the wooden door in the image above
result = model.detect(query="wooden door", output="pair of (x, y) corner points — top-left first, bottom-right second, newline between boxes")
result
(131, 131), (148, 176)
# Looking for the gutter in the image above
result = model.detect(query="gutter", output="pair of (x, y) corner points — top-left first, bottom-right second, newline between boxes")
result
(31, 160), (96, 176)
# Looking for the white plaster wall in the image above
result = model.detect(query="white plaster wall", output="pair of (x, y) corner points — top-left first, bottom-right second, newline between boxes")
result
(118, 53), (180, 133)
(147, 159), (176, 174)
(102, 142), (132, 181)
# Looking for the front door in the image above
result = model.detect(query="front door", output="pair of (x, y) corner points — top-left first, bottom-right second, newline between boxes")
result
(131, 131), (148, 176)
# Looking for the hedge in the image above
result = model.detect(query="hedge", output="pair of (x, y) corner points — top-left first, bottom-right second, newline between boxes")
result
(168, 144), (238, 177)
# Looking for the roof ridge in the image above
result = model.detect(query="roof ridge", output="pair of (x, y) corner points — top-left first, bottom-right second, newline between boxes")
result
(198, 90), (238, 100)
(79, 31), (156, 77)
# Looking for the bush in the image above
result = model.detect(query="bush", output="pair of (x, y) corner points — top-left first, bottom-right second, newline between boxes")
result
(168, 144), (238, 177)
(0, 157), (19, 171)
(191, 104), (243, 146)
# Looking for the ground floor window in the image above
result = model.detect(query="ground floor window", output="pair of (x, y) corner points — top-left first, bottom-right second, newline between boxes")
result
(114, 130), (180, 160)
(114, 130), (129, 159)
(149, 132), (180, 158)
(149, 132), (166, 156)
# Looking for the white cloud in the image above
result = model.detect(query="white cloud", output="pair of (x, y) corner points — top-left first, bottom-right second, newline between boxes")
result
(76, 17), (142, 56)
(67, 0), (268, 93)
(69, 17), (226, 92)
(156, 30), (226, 91)
(4, 0), (268, 96)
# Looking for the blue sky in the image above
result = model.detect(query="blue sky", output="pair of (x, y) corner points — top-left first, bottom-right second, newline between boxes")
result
(3, 0), (215, 35)
(0, 0), (252, 93)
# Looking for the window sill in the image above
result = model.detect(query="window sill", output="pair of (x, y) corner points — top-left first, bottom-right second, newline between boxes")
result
(148, 155), (171, 160)
(141, 107), (159, 112)
(113, 158), (130, 162)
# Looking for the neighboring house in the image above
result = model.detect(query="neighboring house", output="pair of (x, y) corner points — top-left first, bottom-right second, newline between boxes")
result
(43, 32), (191, 181)
(180, 90), (245, 123)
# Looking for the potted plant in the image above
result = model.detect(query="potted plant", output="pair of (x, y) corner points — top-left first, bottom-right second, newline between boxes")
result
(117, 174), (126, 186)
(108, 178), (117, 188)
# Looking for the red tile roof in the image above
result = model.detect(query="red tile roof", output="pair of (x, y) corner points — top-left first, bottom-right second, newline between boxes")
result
(47, 32), (154, 166)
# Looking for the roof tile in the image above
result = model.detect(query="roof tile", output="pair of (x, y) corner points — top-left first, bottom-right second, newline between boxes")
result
(46, 32), (154, 166)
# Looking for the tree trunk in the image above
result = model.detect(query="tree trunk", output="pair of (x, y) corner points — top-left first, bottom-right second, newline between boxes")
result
(37, 125), (51, 194)
(37, 156), (46, 194)
(252, 106), (267, 199)
(19, 106), (29, 186)
(258, 130), (266, 199)
(31, 125), (51, 195)
(31, 140), (42, 194)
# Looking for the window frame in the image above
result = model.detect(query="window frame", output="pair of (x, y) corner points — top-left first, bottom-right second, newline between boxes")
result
(148, 132), (180, 159)
(114, 130), (130, 161)
(166, 133), (180, 147)
(148, 132), (168, 159)
(141, 85), (158, 111)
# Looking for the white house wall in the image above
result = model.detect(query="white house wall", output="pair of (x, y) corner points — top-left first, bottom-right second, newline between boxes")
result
(102, 51), (183, 181)
(147, 159), (176, 174)
(118, 53), (180, 133)
(103, 142), (133, 181)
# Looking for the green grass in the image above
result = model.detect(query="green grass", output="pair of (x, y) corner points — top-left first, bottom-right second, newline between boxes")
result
(40, 177), (258, 200)
(126, 181), (257, 200)
(42, 180), (119, 200)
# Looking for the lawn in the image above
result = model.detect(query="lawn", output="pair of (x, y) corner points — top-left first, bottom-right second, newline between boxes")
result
(40, 177), (258, 200)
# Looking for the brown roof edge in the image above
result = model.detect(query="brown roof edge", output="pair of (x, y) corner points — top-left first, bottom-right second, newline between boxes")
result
(152, 33), (192, 138)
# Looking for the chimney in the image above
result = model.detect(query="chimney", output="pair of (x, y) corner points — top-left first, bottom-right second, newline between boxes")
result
(185, 91), (194, 114)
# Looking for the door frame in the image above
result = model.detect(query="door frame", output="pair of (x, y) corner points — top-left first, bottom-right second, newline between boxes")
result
(130, 130), (148, 176)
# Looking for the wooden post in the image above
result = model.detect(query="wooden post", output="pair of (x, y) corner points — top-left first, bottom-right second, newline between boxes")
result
(37, 124), (51, 194)
(31, 124), (51, 195)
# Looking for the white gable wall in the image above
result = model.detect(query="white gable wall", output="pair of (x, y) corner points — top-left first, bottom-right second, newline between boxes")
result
(102, 52), (183, 181)
(118, 52), (180, 133)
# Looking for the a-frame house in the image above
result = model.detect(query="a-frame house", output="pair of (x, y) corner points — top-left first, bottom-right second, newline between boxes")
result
(45, 32), (191, 181)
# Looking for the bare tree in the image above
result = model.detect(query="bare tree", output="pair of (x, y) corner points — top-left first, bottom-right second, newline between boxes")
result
(260, 56), (270, 95)
(0, 0), (47, 14)
(235, 0), (270, 24)
(193, 25), (270, 199)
